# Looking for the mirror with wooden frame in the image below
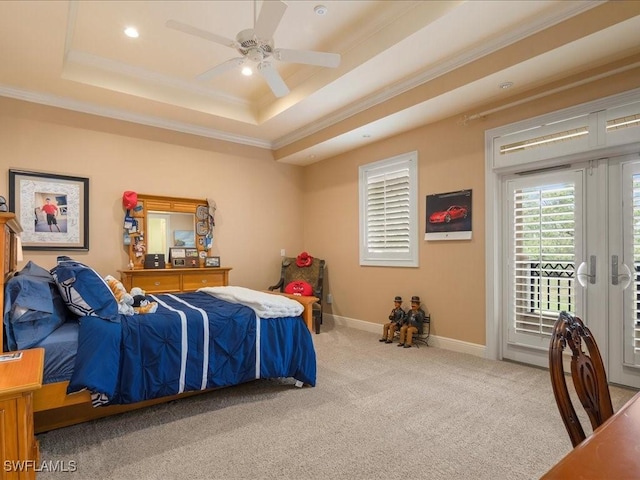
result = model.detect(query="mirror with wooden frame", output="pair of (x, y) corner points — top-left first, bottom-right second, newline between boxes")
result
(127, 194), (211, 269)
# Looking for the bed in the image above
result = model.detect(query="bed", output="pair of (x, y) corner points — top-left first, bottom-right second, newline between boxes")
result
(1, 247), (316, 433)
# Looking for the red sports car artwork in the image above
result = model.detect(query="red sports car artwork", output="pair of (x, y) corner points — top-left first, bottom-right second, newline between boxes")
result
(428, 205), (468, 224)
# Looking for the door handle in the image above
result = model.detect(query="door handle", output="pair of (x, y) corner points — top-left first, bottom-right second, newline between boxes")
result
(577, 255), (596, 287)
(611, 255), (632, 289)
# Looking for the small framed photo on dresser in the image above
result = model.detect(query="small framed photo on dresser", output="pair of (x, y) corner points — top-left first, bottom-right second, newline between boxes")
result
(205, 256), (220, 268)
(172, 258), (186, 267)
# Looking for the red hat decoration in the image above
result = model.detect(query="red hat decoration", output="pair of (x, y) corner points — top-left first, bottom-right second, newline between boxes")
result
(296, 251), (313, 267)
(123, 191), (138, 210)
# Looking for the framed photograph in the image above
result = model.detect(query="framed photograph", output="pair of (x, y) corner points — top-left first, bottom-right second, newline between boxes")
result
(169, 247), (186, 259)
(188, 257), (199, 268)
(172, 258), (186, 268)
(185, 248), (199, 258)
(9, 169), (89, 250)
(205, 256), (220, 268)
(173, 230), (195, 247)
(425, 189), (472, 241)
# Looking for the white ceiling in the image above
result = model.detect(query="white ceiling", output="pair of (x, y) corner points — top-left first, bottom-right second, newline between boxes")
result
(1, 1), (639, 165)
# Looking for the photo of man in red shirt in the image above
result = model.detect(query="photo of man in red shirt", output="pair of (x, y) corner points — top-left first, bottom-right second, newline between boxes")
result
(40, 197), (61, 232)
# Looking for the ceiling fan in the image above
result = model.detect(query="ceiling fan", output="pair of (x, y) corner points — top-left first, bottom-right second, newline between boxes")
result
(166, 0), (341, 98)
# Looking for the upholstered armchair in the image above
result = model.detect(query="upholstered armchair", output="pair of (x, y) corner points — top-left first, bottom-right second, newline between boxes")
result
(268, 255), (325, 334)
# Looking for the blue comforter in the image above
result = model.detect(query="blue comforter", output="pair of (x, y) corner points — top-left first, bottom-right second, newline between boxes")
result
(67, 292), (316, 404)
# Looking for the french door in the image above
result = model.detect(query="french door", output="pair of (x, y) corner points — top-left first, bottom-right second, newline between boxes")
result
(608, 154), (640, 387)
(502, 153), (640, 389)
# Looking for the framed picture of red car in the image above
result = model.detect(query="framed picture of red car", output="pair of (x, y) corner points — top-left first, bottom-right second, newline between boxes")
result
(425, 189), (472, 240)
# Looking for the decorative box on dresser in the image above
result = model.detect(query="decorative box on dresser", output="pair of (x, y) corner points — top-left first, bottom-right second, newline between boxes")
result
(120, 267), (231, 293)
(0, 348), (44, 480)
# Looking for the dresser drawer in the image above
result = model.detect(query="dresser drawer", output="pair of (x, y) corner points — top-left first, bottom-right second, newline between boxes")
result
(133, 274), (181, 293)
(182, 272), (226, 291)
(120, 267), (231, 294)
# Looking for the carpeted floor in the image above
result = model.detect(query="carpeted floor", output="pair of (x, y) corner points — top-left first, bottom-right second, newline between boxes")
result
(36, 323), (636, 479)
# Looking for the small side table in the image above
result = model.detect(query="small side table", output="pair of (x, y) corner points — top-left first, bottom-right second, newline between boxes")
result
(0, 348), (44, 480)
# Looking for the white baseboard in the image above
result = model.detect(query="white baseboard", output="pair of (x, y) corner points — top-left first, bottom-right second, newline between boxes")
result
(326, 313), (486, 358)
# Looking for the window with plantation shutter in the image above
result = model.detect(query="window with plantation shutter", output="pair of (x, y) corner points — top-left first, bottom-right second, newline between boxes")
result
(510, 179), (578, 340)
(359, 152), (418, 267)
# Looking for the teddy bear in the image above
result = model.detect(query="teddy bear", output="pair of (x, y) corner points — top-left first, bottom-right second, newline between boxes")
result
(105, 275), (135, 316)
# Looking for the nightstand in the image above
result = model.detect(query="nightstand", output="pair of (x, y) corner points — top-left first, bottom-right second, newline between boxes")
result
(0, 348), (44, 480)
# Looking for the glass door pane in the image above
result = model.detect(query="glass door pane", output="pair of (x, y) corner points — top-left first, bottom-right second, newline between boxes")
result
(503, 168), (585, 367)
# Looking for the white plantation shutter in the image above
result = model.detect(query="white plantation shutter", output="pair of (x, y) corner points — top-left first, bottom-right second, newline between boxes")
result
(367, 171), (409, 250)
(631, 174), (640, 355)
(359, 152), (418, 267)
(509, 177), (579, 342)
(618, 163), (640, 371)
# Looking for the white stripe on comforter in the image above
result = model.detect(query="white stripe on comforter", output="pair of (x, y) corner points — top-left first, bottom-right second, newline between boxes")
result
(198, 286), (303, 318)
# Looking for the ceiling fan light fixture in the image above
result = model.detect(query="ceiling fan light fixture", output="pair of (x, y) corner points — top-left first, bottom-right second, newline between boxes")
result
(236, 29), (273, 61)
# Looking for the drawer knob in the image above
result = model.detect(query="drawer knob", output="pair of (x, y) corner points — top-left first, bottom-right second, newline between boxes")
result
(154, 281), (160, 286)
(201, 279), (207, 283)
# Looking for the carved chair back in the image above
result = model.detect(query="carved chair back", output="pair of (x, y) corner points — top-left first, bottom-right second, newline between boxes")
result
(549, 311), (614, 447)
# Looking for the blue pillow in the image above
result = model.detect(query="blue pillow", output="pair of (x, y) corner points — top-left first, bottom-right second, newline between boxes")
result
(51, 257), (119, 321)
(3, 261), (74, 350)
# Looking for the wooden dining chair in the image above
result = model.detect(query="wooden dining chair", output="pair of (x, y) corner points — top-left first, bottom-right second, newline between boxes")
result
(549, 311), (614, 447)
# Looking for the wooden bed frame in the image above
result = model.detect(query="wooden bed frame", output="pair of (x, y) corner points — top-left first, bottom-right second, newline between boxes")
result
(0, 213), (314, 433)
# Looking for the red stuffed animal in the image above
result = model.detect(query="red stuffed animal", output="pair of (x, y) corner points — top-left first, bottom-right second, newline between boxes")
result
(284, 280), (313, 296)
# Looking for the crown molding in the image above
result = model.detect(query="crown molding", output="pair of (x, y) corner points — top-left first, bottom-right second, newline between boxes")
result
(0, 1), (602, 157)
(272, 1), (600, 149)
(65, 50), (252, 109)
(0, 84), (271, 149)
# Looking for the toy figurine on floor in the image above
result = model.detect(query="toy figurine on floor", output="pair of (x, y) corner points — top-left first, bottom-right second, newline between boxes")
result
(397, 296), (426, 348)
(379, 296), (405, 344)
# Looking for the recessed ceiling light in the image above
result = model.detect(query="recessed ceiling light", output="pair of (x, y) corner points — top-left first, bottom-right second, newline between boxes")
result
(241, 67), (253, 76)
(124, 27), (139, 38)
(499, 81), (514, 90)
(314, 5), (328, 15)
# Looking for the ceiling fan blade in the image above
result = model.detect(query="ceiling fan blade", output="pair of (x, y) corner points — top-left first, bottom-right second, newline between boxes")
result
(166, 20), (237, 48)
(274, 49), (341, 68)
(197, 58), (245, 81)
(254, 0), (287, 40)
(257, 62), (290, 98)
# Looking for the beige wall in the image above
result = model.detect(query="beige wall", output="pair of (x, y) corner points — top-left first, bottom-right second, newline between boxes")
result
(305, 63), (640, 346)
(2, 62), (639, 348)
(0, 98), (305, 289)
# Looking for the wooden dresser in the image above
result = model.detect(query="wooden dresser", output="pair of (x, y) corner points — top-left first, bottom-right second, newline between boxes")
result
(0, 348), (44, 480)
(120, 267), (231, 293)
